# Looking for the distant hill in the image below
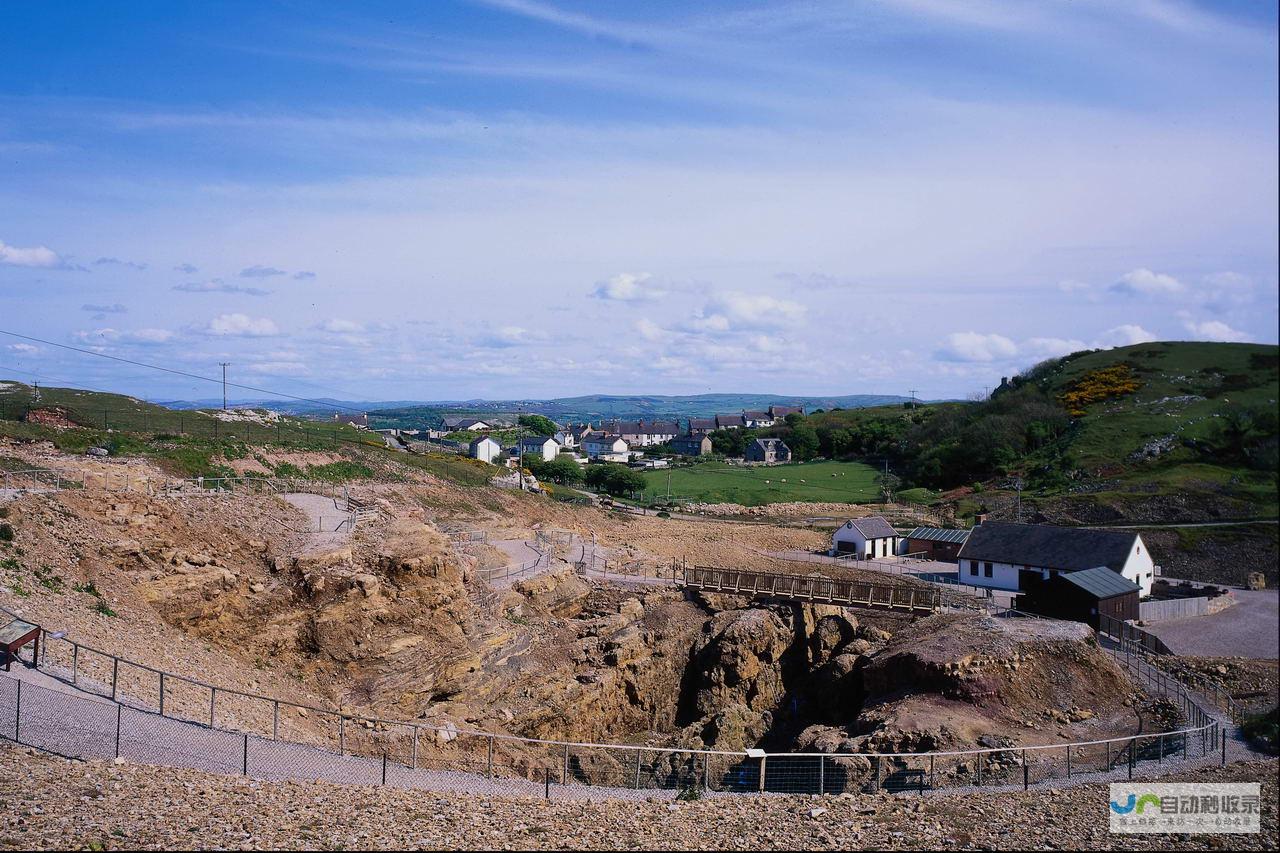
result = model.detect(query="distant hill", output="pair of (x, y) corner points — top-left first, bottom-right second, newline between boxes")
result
(366, 393), (917, 428)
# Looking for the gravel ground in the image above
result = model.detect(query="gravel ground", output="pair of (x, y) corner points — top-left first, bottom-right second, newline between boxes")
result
(1146, 591), (1279, 659)
(0, 744), (1274, 850)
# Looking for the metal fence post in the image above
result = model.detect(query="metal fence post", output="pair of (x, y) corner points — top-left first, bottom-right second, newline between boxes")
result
(159, 672), (165, 717)
(272, 701), (279, 740)
(115, 704), (122, 758)
(412, 728), (420, 771)
(704, 754), (711, 792)
(1128, 740), (1134, 780)
(382, 753), (388, 786)
(634, 752), (641, 788)
(1022, 751), (1028, 790)
(111, 657), (119, 701)
(818, 755), (824, 795)
(209, 687), (216, 727)
(563, 743), (570, 785)
(242, 733), (249, 775)
(486, 734), (493, 779)
(1221, 729), (1227, 767)
(1158, 734), (1164, 764)
(545, 766), (551, 800)
(72, 644), (78, 685)
(339, 716), (345, 755)
(1066, 746), (1071, 779)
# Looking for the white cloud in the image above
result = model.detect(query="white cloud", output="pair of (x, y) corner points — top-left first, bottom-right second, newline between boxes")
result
(247, 361), (310, 376)
(687, 292), (806, 334)
(5, 343), (38, 354)
(1099, 324), (1158, 346)
(1182, 319), (1253, 342)
(1024, 336), (1088, 358)
(202, 313), (280, 337)
(634, 318), (666, 341)
(1110, 268), (1184, 296)
(240, 264), (287, 278)
(590, 272), (664, 302)
(1057, 279), (1091, 294)
(0, 238), (62, 268)
(474, 325), (546, 348)
(74, 327), (175, 345)
(317, 319), (365, 334)
(936, 331), (1018, 362)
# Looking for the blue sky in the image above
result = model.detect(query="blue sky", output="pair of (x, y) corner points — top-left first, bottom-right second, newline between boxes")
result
(1, 0), (1276, 403)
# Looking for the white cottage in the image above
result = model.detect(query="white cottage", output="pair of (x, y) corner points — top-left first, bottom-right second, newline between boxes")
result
(955, 521), (1156, 597)
(517, 435), (560, 463)
(582, 432), (630, 461)
(469, 435), (502, 463)
(830, 516), (899, 559)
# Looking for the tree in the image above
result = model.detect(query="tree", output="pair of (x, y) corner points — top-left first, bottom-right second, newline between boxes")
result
(787, 424), (820, 460)
(517, 414), (557, 436)
(875, 470), (901, 504)
(584, 463), (644, 496)
(539, 456), (584, 485)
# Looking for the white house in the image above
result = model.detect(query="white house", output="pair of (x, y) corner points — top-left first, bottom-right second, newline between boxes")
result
(830, 516), (899, 559)
(955, 521), (1156, 597)
(553, 430), (577, 449)
(469, 435), (502, 463)
(517, 435), (560, 463)
(583, 432), (630, 460)
(442, 416), (491, 431)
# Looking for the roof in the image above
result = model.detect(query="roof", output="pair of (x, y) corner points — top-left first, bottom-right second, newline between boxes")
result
(743, 410), (770, 420)
(670, 434), (708, 445)
(468, 435), (500, 448)
(688, 418), (716, 429)
(905, 527), (971, 545)
(442, 416), (488, 429)
(751, 437), (788, 450)
(518, 435), (557, 447)
(715, 414), (745, 426)
(957, 522), (1140, 572)
(1058, 566), (1140, 599)
(842, 515), (897, 539)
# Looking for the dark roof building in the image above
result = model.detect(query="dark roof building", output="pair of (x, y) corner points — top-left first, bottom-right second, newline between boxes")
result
(957, 522), (1142, 574)
(847, 516), (898, 540)
(688, 417), (717, 434)
(1016, 566), (1140, 628)
(715, 413), (746, 429)
(768, 405), (804, 418)
(669, 435), (712, 456)
(744, 437), (791, 464)
(904, 527), (970, 562)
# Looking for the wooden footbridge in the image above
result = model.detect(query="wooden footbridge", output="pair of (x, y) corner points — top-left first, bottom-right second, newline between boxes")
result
(681, 566), (940, 615)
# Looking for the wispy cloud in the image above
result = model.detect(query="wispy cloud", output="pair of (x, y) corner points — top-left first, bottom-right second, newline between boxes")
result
(0, 238), (63, 269)
(200, 313), (281, 337)
(93, 256), (147, 271)
(239, 265), (287, 279)
(174, 280), (272, 296)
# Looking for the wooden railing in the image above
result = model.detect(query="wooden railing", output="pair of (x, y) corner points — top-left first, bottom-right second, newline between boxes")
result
(682, 566), (939, 614)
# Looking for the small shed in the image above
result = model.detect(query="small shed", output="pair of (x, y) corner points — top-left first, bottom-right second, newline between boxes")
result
(1015, 566), (1140, 628)
(904, 527), (970, 562)
(469, 435), (502, 463)
(0, 618), (40, 671)
(831, 516), (899, 560)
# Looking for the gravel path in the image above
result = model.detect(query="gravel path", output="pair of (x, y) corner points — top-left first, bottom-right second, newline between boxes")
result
(278, 493), (352, 553)
(1, 743), (1274, 850)
(1144, 590), (1279, 659)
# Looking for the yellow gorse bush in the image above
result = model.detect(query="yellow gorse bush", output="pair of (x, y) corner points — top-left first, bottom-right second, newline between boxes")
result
(1058, 364), (1141, 416)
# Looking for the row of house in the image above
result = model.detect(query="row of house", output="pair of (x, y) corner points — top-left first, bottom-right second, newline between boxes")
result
(688, 405), (804, 436)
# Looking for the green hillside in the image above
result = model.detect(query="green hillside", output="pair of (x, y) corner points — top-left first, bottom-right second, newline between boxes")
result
(639, 460), (881, 506)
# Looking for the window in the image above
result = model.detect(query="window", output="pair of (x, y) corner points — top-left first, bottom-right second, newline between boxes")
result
(969, 560), (978, 576)
(983, 562), (993, 578)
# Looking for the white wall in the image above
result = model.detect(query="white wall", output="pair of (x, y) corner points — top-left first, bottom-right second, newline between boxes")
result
(960, 539), (1155, 597)
(470, 440), (500, 463)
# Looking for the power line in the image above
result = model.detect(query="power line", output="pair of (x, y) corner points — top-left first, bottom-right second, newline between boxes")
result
(0, 329), (370, 414)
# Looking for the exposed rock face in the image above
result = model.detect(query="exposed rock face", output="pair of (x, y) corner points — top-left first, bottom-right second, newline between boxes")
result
(689, 608), (793, 720)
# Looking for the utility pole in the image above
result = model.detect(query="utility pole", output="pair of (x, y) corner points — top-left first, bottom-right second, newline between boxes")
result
(219, 363), (231, 411)
(666, 469), (672, 502)
(908, 389), (918, 410)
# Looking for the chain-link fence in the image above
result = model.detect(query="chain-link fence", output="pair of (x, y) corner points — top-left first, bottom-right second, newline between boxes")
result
(0, 626), (1232, 802)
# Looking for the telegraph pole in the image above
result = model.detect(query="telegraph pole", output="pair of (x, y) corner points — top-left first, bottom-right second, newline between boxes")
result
(908, 389), (918, 410)
(219, 363), (230, 410)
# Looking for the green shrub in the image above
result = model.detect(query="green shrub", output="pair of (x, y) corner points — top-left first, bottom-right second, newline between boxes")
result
(1242, 707), (1278, 755)
(0, 523), (13, 542)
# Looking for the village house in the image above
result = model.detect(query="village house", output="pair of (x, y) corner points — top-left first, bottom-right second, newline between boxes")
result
(744, 437), (791, 464)
(553, 429), (577, 449)
(441, 416), (491, 431)
(332, 413), (369, 430)
(903, 527), (970, 562)
(768, 405), (804, 419)
(468, 435), (502, 464)
(516, 435), (560, 463)
(715, 413), (746, 430)
(669, 434), (712, 456)
(742, 410), (775, 428)
(687, 417), (717, 436)
(582, 431), (630, 461)
(605, 420), (680, 446)
(830, 516), (899, 559)
(955, 521), (1156, 597)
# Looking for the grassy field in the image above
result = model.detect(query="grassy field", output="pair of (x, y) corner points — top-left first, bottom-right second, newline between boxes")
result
(639, 460), (881, 506)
